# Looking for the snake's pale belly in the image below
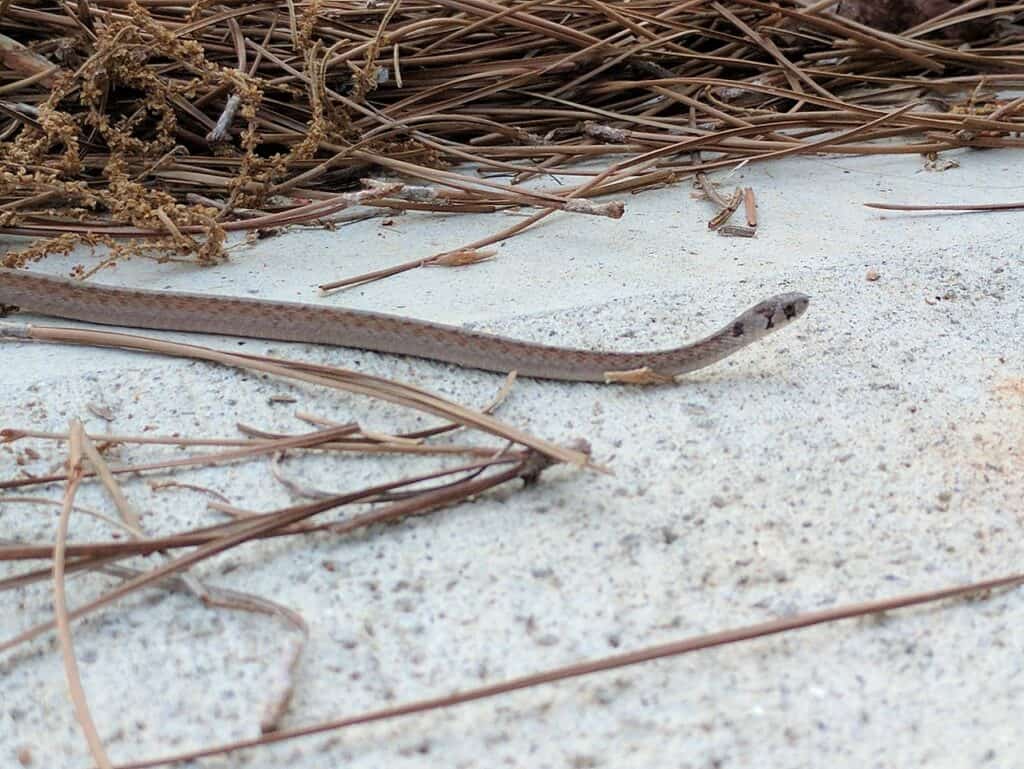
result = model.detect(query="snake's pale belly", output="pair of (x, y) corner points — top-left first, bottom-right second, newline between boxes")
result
(0, 268), (809, 382)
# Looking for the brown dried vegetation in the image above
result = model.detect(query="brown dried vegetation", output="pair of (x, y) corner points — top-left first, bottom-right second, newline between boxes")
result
(0, 0), (1022, 271)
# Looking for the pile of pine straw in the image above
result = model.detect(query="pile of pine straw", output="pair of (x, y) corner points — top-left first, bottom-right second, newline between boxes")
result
(1, 0), (1023, 269)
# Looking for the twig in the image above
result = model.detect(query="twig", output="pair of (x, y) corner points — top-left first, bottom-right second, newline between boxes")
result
(743, 187), (757, 227)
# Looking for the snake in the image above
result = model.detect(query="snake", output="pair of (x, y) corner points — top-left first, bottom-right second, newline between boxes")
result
(0, 268), (809, 383)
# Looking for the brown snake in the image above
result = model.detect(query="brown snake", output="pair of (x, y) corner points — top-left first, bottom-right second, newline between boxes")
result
(0, 268), (809, 383)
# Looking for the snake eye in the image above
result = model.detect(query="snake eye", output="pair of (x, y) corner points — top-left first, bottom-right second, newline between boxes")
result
(783, 302), (797, 320)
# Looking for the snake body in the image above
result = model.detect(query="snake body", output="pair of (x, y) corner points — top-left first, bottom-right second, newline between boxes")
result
(0, 268), (809, 382)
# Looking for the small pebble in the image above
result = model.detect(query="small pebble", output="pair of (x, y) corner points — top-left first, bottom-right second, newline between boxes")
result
(866, 268), (880, 282)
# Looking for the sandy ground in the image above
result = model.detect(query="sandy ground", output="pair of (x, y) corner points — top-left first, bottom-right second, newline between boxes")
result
(1, 149), (1022, 768)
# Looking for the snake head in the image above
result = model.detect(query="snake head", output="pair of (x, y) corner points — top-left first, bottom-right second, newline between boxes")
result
(738, 292), (810, 336)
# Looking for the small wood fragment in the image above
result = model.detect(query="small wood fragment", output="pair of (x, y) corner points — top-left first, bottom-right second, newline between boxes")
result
(718, 225), (757, 238)
(708, 188), (744, 230)
(744, 187), (757, 228)
(206, 94), (242, 144)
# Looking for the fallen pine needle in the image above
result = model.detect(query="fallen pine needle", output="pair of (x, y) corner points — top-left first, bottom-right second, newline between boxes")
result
(110, 569), (1024, 769)
(53, 421), (114, 769)
(865, 201), (1024, 212)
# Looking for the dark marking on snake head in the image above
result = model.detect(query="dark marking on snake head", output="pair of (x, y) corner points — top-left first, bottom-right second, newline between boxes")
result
(732, 321), (745, 337)
(783, 302), (797, 320)
(764, 314), (775, 330)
